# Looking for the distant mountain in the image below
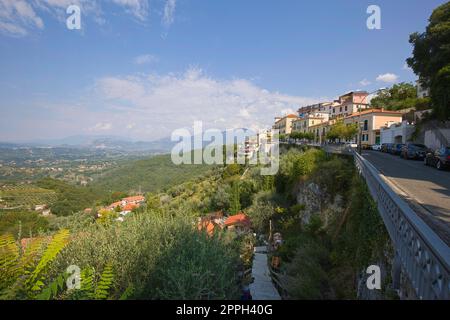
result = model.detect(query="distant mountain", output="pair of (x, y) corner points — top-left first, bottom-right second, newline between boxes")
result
(1, 128), (255, 153)
(2, 135), (175, 153)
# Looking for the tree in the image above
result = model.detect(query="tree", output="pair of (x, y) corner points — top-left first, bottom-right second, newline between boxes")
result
(229, 181), (241, 214)
(343, 123), (359, 141)
(406, 2), (450, 120)
(326, 121), (358, 142)
(370, 83), (429, 111)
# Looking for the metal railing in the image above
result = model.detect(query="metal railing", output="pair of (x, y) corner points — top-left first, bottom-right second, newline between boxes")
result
(354, 151), (450, 299)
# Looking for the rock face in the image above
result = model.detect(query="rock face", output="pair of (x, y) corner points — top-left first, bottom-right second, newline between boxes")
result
(295, 182), (344, 227)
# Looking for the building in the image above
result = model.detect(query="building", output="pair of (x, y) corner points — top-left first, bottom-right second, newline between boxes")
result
(224, 212), (251, 234)
(331, 91), (370, 119)
(344, 109), (403, 146)
(273, 114), (298, 135)
(380, 121), (416, 144)
(297, 102), (334, 118)
(198, 211), (225, 236)
(308, 118), (338, 144)
(293, 112), (329, 134)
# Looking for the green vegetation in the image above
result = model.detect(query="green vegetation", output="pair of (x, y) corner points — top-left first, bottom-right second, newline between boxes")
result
(370, 82), (430, 111)
(407, 2), (450, 120)
(0, 185), (57, 209)
(92, 154), (212, 193)
(325, 121), (358, 142)
(0, 145), (393, 300)
(36, 178), (105, 216)
(289, 131), (315, 141)
(0, 211), (49, 237)
(242, 148), (392, 299)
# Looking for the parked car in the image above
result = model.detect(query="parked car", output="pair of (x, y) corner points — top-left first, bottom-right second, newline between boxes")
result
(345, 142), (358, 148)
(390, 143), (405, 155)
(383, 143), (394, 153)
(371, 144), (381, 151)
(424, 147), (450, 170)
(400, 143), (428, 160)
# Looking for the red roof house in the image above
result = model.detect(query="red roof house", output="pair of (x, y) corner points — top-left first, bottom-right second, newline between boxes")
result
(224, 213), (251, 229)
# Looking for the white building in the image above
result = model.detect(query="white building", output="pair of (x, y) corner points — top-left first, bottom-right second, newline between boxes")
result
(380, 121), (415, 144)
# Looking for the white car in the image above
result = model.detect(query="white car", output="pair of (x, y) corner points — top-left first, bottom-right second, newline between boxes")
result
(371, 144), (381, 151)
(345, 142), (358, 148)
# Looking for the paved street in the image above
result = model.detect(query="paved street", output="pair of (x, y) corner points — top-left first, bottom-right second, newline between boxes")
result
(363, 150), (450, 244)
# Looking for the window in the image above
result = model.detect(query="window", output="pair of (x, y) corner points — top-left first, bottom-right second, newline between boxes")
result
(363, 120), (368, 131)
(339, 107), (342, 112)
(345, 106), (348, 111)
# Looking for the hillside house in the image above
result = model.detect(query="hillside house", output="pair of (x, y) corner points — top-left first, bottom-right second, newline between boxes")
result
(224, 212), (251, 234)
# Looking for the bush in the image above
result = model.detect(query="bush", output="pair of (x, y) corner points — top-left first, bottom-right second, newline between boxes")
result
(51, 212), (240, 299)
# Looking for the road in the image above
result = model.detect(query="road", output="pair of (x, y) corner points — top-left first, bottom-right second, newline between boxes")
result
(363, 150), (450, 245)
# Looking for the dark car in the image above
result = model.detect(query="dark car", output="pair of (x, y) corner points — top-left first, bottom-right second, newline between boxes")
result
(424, 147), (450, 170)
(400, 143), (428, 160)
(384, 143), (395, 153)
(390, 143), (405, 155)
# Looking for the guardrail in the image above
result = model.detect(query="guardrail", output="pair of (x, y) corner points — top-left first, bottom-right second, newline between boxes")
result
(354, 151), (450, 299)
(268, 266), (289, 299)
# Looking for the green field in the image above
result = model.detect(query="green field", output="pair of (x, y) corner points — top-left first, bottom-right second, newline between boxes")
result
(0, 185), (57, 209)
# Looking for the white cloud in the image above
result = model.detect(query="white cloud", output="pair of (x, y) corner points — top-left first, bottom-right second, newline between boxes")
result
(134, 54), (159, 65)
(0, 0), (44, 36)
(111, 0), (149, 21)
(376, 73), (399, 83)
(359, 79), (371, 87)
(162, 0), (176, 27)
(0, 0), (153, 37)
(92, 68), (323, 139)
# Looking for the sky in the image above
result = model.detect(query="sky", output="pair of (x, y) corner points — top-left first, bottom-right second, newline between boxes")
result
(0, 0), (447, 142)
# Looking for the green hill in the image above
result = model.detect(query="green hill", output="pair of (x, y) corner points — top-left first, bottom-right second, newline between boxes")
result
(92, 154), (213, 193)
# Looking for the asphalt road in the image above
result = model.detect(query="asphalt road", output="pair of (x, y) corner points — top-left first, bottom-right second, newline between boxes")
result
(363, 150), (450, 244)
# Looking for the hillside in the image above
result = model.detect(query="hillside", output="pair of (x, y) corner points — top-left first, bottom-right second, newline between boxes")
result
(92, 154), (213, 193)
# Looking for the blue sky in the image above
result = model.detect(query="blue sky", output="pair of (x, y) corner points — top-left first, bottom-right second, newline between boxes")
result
(0, 0), (446, 141)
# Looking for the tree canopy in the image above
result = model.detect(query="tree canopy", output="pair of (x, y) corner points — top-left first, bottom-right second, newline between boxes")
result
(406, 2), (450, 120)
(370, 82), (430, 111)
(325, 121), (358, 141)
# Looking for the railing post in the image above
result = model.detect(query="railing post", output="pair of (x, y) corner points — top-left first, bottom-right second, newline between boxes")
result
(392, 252), (402, 291)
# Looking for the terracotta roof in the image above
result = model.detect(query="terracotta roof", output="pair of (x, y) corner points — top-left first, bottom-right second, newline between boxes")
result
(108, 201), (122, 209)
(123, 196), (145, 202)
(344, 108), (402, 119)
(275, 114), (298, 123)
(224, 213), (251, 227)
(123, 203), (138, 211)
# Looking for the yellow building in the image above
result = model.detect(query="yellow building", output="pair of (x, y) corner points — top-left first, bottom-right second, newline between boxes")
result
(292, 113), (329, 134)
(273, 114), (298, 135)
(308, 119), (338, 144)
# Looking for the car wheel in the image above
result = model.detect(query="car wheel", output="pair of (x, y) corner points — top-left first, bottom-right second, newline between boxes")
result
(437, 161), (443, 170)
